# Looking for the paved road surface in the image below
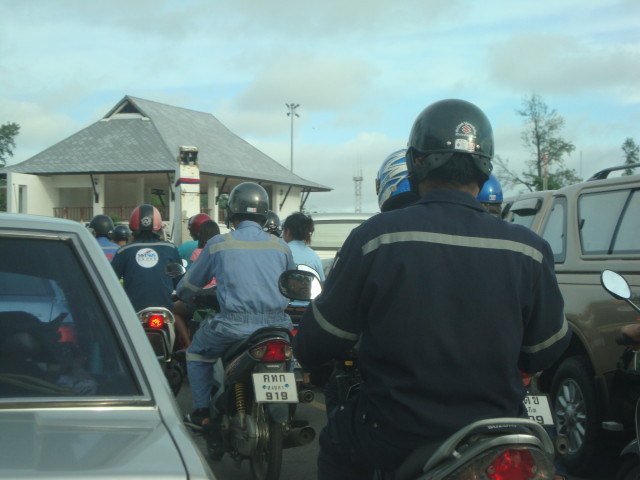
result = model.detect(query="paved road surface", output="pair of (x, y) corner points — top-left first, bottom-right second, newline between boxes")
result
(176, 382), (613, 479)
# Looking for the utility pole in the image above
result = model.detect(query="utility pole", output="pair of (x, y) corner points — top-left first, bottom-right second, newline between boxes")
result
(286, 103), (300, 172)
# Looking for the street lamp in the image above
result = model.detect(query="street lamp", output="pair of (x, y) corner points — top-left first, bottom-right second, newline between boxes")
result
(286, 103), (300, 172)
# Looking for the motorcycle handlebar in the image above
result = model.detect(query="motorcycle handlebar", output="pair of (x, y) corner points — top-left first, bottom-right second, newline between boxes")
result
(616, 332), (639, 346)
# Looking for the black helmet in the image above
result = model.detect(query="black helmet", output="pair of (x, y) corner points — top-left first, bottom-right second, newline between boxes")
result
(89, 214), (115, 237)
(406, 99), (494, 186)
(263, 210), (282, 237)
(112, 224), (131, 242)
(226, 182), (269, 227)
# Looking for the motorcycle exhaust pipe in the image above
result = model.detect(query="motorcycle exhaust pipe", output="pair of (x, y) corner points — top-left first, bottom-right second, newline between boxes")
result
(283, 426), (316, 449)
(298, 389), (315, 403)
(555, 435), (569, 456)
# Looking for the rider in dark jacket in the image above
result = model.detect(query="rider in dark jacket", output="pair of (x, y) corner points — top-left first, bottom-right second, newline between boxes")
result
(293, 99), (571, 479)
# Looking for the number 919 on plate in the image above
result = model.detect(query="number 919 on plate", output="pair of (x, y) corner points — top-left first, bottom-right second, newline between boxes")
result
(252, 372), (298, 403)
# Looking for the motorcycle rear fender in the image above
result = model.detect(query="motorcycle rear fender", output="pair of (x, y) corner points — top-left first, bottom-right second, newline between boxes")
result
(265, 403), (289, 423)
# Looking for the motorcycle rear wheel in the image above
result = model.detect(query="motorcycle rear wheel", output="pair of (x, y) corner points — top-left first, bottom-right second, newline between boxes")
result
(249, 401), (283, 480)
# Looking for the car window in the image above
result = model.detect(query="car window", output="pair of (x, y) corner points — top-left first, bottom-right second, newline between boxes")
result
(312, 221), (365, 249)
(578, 189), (630, 254)
(541, 197), (567, 263)
(611, 189), (640, 254)
(0, 237), (141, 399)
(506, 197), (543, 229)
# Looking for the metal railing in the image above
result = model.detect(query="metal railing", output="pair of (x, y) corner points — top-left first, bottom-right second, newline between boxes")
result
(53, 206), (94, 223)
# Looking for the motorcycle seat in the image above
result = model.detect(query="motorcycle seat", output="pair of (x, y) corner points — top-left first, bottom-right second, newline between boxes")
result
(222, 326), (292, 364)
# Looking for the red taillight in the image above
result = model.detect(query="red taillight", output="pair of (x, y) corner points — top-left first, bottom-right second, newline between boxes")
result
(291, 328), (298, 337)
(147, 314), (165, 329)
(58, 325), (77, 344)
(486, 449), (536, 480)
(250, 340), (292, 362)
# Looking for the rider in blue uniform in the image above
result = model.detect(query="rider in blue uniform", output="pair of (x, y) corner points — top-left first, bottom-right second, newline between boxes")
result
(293, 99), (571, 479)
(178, 183), (295, 429)
(111, 204), (181, 312)
(89, 214), (119, 262)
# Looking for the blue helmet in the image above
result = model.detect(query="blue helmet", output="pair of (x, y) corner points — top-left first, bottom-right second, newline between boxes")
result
(375, 149), (417, 212)
(477, 174), (503, 203)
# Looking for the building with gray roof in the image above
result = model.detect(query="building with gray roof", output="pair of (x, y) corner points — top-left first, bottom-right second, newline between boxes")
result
(1, 96), (330, 241)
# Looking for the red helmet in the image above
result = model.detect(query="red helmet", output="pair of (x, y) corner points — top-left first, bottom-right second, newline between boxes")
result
(188, 213), (213, 240)
(129, 204), (163, 233)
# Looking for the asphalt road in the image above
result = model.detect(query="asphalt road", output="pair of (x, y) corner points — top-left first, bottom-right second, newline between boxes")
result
(176, 382), (613, 480)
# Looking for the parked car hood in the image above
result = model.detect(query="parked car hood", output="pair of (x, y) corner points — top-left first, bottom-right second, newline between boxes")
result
(0, 408), (188, 479)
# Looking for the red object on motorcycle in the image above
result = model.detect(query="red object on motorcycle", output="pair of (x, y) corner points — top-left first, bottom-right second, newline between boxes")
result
(147, 314), (165, 329)
(486, 448), (536, 480)
(291, 328), (298, 337)
(249, 339), (292, 362)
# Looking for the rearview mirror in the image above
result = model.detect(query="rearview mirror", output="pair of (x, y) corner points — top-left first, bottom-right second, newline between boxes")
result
(601, 270), (631, 300)
(278, 270), (322, 301)
(165, 262), (186, 278)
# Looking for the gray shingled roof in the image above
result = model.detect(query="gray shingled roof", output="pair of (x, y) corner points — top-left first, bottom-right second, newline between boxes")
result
(2, 96), (330, 192)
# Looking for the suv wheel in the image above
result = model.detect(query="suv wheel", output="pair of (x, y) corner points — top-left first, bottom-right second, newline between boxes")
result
(551, 356), (604, 475)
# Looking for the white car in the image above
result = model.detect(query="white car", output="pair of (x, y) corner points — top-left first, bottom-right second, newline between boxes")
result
(309, 212), (376, 276)
(0, 213), (215, 480)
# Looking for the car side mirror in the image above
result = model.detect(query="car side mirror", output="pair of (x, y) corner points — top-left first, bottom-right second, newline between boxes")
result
(165, 262), (186, 278)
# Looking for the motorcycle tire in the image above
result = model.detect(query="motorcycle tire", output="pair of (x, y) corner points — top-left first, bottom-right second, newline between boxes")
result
(550, 355), (605, 475)
(249, 401), (283, 480)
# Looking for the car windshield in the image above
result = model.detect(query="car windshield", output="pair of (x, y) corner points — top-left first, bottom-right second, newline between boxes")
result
(0, 237), (141, 399)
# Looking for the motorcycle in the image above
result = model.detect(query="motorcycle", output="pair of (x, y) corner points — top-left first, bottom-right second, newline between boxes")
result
(279, 269), (563, 479)
(600, 270), (640, 480)
(133, 263), (188, 396)
(286, 264), (325, 404)
(137, 306), (184, 396)
(180, 271), (316, 480)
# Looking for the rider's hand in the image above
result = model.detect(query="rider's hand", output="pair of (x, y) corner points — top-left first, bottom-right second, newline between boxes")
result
(619, 323), (640, 346)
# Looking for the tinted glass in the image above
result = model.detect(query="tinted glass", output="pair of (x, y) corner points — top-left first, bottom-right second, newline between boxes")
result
(541, 197), (567, 263)
(579, 190), (629, 254)
(0, 237), (140, 398)
(611, 190), (640, 254)
(507, 197), (543, 229)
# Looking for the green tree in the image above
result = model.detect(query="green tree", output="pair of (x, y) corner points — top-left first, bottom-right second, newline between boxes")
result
(0, 122), (19, 211)
(622, 137), (639, 175)
(495, 94), (580, 192)
(0, 122), (20, 167)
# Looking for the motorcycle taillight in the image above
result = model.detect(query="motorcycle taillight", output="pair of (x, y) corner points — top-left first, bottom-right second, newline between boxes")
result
(250, 339), (292, 362)
(442, 447), (554, 480)
(486, 449), (536, 479)
(147, 314), (165, 329)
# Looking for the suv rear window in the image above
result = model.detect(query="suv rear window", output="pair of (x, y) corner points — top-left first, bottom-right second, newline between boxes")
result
(0, 237), (140, 398)
(578, 189), (640, 255)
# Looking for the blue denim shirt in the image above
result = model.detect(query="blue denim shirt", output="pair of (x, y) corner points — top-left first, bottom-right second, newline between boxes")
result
(176, 221), (295, 323)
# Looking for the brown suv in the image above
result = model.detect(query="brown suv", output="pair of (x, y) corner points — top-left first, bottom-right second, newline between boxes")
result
(502, 164), (640, 475)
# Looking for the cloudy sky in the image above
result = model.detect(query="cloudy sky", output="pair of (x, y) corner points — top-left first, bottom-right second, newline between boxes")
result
(1, 0), (638, 213)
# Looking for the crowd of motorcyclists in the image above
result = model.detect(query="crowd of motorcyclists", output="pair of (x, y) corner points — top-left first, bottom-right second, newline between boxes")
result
(84, 98), (589, 479)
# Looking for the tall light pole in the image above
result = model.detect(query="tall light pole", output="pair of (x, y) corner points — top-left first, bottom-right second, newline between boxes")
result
(286, 103), (300, 172)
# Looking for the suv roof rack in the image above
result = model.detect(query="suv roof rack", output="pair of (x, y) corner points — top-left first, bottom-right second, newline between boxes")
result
(588, 163), (640, 181)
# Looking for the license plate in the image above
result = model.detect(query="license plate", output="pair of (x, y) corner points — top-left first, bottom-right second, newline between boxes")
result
(524, 394), (554, 426)
(252, 372), (298, 403)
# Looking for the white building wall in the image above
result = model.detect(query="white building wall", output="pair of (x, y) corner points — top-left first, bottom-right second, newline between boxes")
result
(6, 172), (59, 216)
